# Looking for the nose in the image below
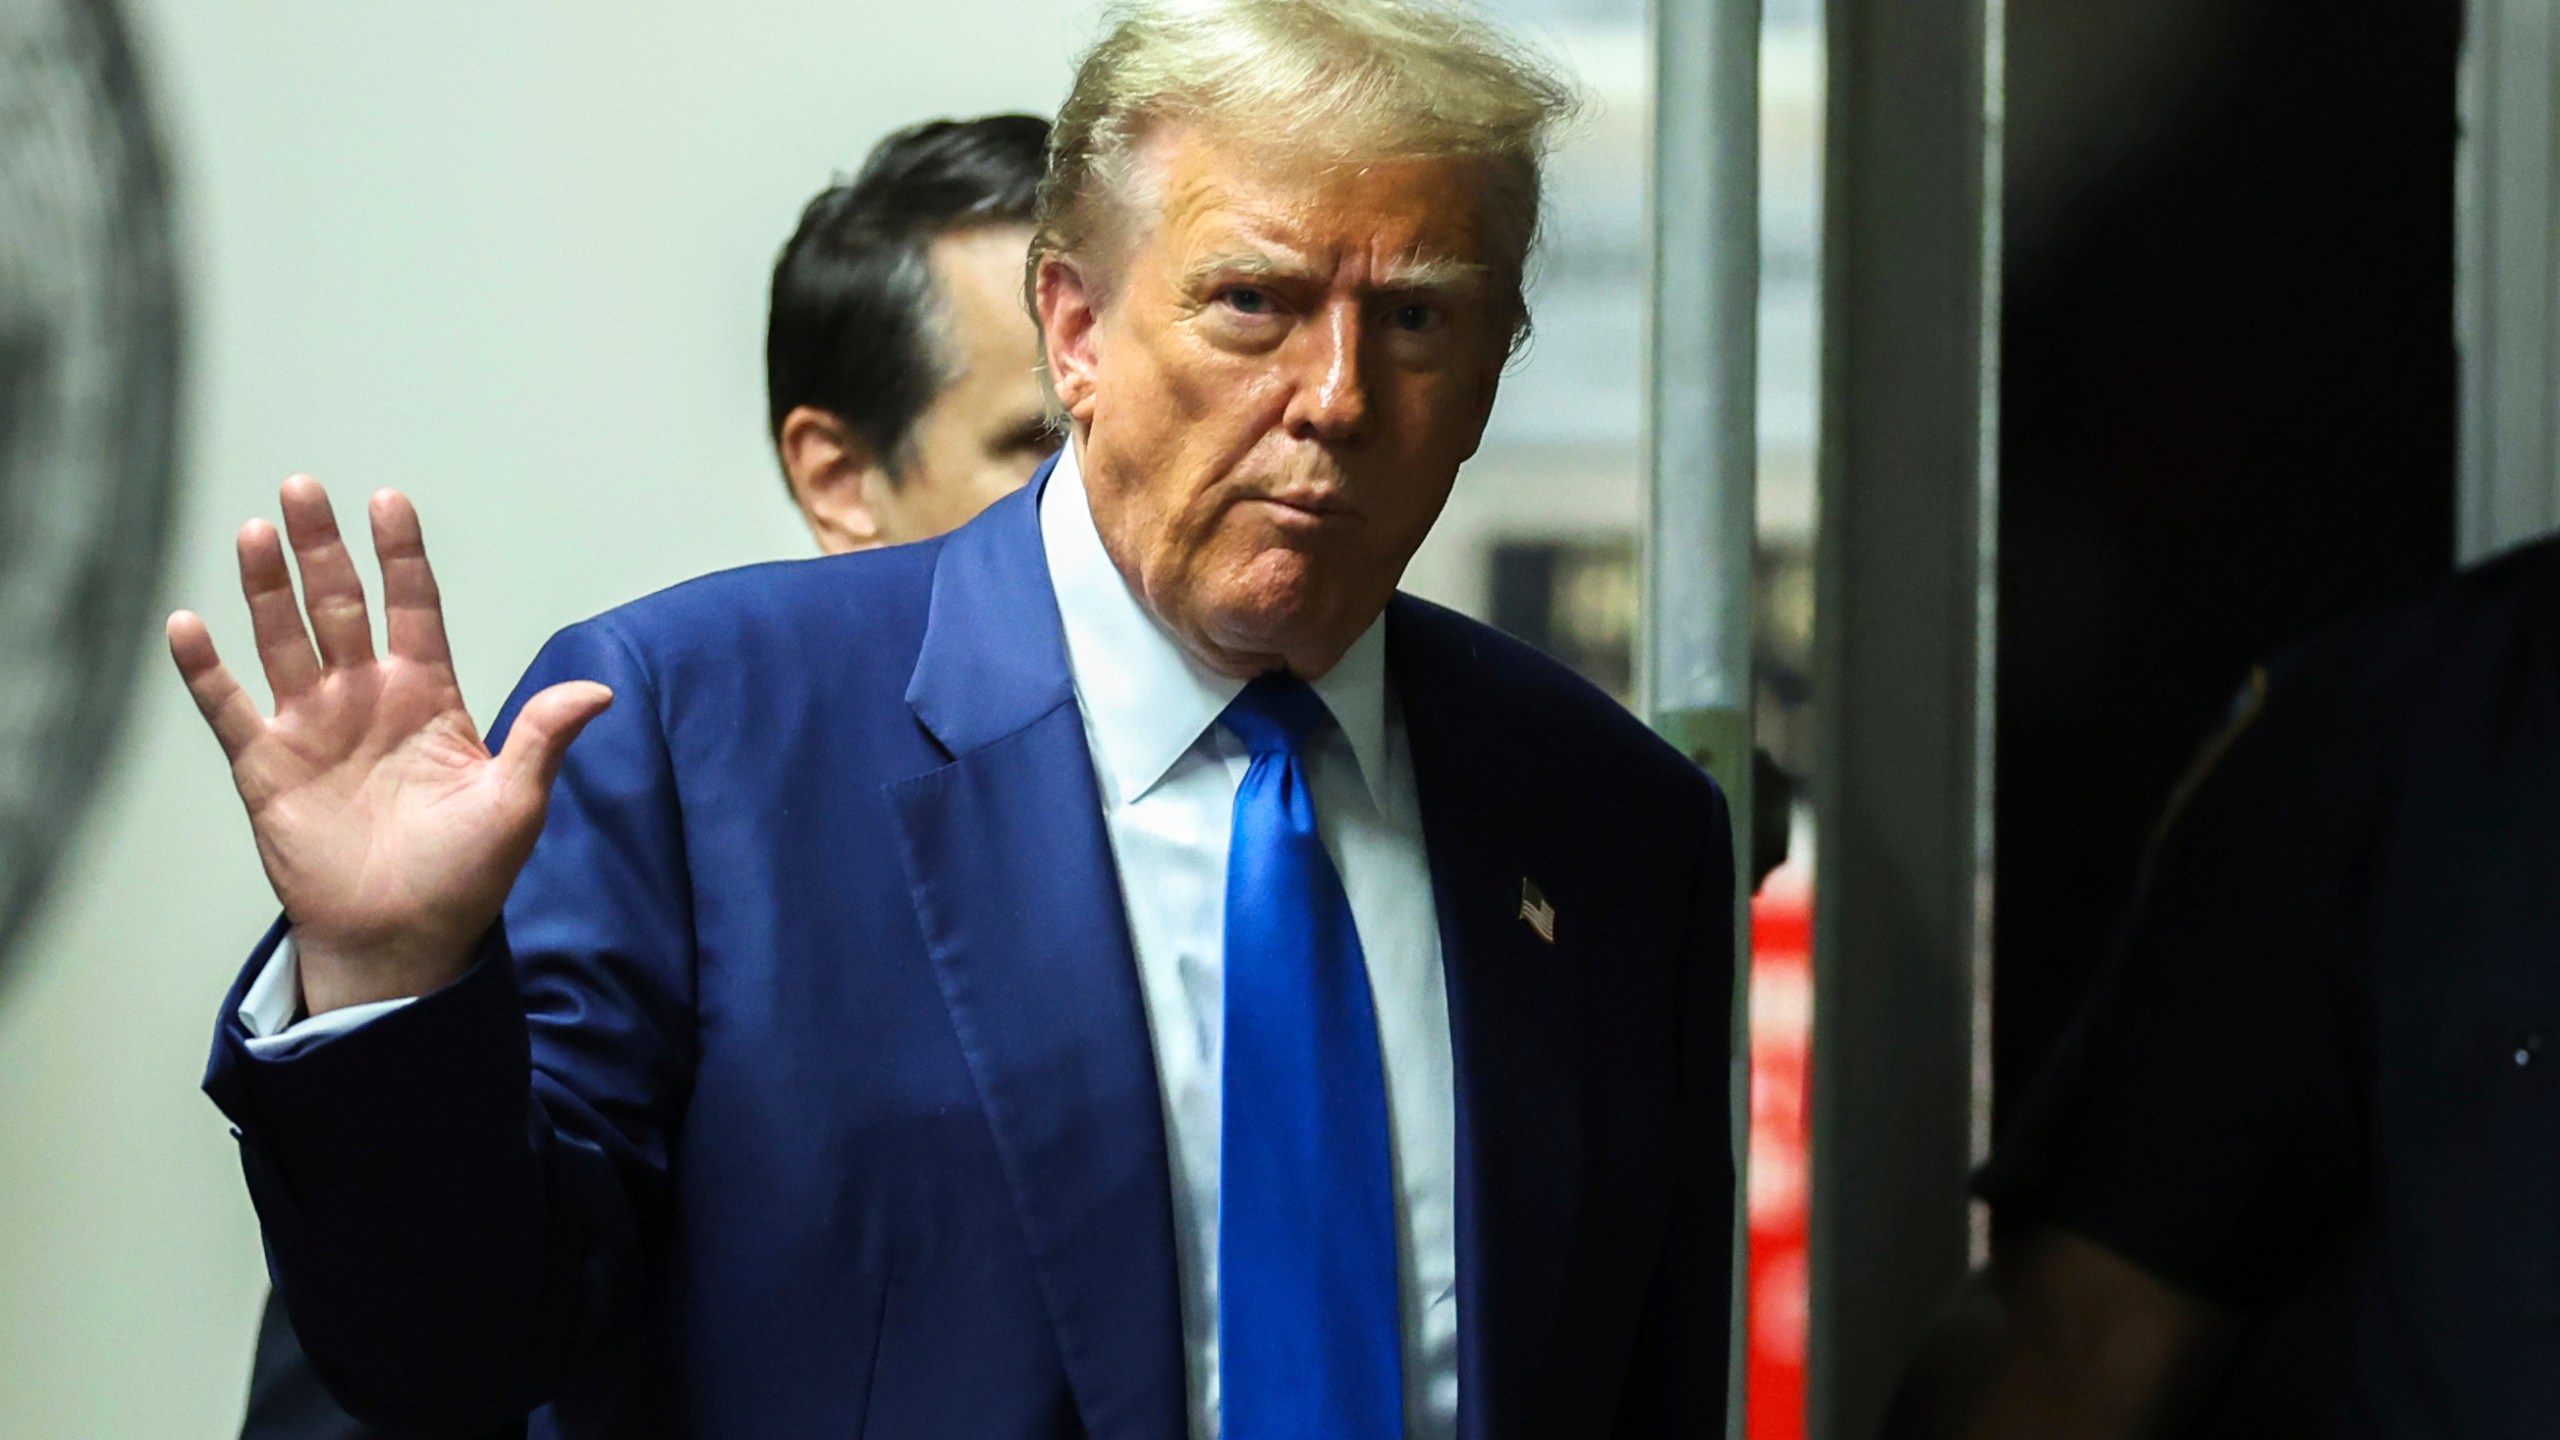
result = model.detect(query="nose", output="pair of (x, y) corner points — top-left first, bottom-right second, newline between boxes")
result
(1283, 300), (1371, 444)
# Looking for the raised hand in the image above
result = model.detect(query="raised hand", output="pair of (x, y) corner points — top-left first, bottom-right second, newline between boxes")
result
(168, 476), (613, 1015)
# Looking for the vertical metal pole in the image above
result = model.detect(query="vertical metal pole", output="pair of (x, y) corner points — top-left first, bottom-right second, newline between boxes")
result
(1645, 0), (1763, 740)
(1805, 0), (1998, 1434)
(1643, 0), (1760, 1433)
(2456, 0), (2560, 562)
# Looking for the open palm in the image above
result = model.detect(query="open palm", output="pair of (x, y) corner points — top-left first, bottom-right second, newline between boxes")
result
(168, 477), (611, 1013)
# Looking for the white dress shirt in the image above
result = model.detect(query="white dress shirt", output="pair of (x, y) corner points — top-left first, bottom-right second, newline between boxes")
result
(238, 442), (1460, 1439)
(1040, 443), (1458, 1439)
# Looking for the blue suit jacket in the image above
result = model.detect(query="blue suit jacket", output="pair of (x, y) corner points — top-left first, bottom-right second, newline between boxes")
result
(205, 470), (1735, 1439)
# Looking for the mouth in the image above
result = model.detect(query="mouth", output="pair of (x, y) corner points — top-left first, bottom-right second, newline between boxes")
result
(1243, 489), (1353, 521)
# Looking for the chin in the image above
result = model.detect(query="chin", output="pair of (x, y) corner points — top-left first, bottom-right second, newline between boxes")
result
(1190, 551), (1316, 648)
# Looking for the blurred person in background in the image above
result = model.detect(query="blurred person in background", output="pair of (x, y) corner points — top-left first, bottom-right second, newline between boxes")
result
(1886, 535), (2560, 1439)
(234, 110), (1054, 1440)
(763, 112), (1059, 553)
(179, 2), (1734, 1438)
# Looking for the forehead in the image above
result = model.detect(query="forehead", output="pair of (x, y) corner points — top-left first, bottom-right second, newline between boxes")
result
(929, 225), (1038, 351)
(930, 224), (1035, 329)
(1139, 124), (1490, 275)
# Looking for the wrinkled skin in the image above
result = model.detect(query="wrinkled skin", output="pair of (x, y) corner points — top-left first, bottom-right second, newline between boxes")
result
(1037, 124), (1509, 681)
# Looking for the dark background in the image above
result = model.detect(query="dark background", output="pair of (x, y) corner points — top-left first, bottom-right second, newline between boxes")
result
(1994, 0), (2462, 1127)
(1991, 3), (2463, 1424)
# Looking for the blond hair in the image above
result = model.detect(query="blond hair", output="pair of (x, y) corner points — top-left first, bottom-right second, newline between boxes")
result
(1032, 0), (1580, 351)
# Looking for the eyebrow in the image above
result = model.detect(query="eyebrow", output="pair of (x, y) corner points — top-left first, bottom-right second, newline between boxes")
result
(1178, 248), (1491, 299)
(1378, 255), (1492, 296)
(1178, 249), (1317, 294)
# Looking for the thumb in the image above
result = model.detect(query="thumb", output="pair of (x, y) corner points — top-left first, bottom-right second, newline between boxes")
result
(495, 680), (615, 801)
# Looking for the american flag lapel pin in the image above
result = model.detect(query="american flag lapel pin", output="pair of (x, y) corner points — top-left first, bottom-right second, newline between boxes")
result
(1518, 878), (1557, 944)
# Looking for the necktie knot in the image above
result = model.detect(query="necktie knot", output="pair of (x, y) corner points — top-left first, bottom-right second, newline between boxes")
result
(1219, 672), (1329, 757)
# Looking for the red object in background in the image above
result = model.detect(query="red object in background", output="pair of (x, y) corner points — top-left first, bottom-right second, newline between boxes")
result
(1747, 865), (1813, 1440)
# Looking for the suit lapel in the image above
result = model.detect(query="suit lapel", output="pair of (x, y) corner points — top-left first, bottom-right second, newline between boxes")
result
(886, 469), (1187, 1440)
(1390, 598), (1586, 1440)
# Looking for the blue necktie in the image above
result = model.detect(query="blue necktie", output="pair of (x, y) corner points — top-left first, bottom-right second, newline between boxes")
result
(1218, 673), (1405, 1440)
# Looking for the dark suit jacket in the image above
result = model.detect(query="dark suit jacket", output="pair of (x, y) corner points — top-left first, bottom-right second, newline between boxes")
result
(205, 468), (1735, 1438)
(1980, 534), (2560, 1436)
(245, 1289), (523, 1440)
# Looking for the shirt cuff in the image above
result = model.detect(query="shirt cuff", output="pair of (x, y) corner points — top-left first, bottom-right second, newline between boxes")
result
(238, 934), (418, 1059)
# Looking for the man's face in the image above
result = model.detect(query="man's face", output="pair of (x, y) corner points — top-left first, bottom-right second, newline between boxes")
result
(870, 224), (1057, 542)
(783, 222), (1055, 553)
(1039, 126), (1508, 679)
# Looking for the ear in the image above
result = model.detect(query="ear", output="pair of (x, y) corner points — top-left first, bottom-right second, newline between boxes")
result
(779, 406), (889, 553)
(1035, 254), (1105, 426)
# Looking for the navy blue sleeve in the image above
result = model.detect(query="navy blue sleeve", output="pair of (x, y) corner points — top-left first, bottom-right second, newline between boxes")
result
(1976, 655), (2378, 1311)
(203, 617), (694, 1434)
(239, 1285), (526, 1440)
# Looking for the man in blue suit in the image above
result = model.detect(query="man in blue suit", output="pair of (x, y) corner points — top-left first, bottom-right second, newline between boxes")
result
(233, 112), (1062, 1440)
(170, 1), (1736, 1435)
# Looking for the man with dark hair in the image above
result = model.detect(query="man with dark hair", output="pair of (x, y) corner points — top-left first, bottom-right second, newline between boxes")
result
(233, 111), (1056, 1440)
(765, 112), (1059, 553)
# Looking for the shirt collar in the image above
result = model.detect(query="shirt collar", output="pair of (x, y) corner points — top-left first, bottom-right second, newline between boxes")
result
(1039, 438), (1393, 810)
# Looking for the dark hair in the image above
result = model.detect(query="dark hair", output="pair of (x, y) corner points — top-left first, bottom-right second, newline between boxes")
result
(765, 113), (1050, 480)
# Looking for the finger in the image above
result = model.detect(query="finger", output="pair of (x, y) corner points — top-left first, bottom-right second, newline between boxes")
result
(495, 682), (615, 801)
(237, 518), (322, 701)
(166, 610), (265, 760)
(370, 489), (454, 670)
(278, 474), (377, 669)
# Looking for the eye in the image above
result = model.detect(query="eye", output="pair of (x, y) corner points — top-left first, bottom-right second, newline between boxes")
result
(1218, 285), (1275, 316)
(1387, 301), (1442, 333)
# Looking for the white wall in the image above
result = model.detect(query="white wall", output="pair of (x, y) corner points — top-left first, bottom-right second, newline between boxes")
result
(0, 4), (1089, 1434)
